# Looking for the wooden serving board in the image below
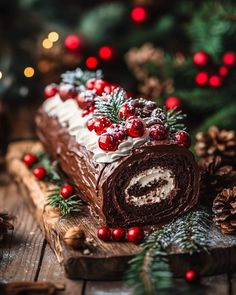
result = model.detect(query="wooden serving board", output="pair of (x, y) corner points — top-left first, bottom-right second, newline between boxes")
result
(6, 141), (236, 280)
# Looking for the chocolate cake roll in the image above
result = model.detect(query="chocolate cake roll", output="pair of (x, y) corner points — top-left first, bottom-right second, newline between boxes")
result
(36, 69), (200, 227)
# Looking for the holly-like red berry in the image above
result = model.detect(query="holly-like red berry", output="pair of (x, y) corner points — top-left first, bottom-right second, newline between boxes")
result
(23, 153), (38, 167)
(44, 83), (58, 99)
(97, 226), (111, 242)
(106, 124), (127, 141)
(195, 71), (208, 86)
(149, 124), (168, 140)
(94, 116), (112, 135)
(208, 75), (222, 88)
(222, 52), (236, 67)
(219, 66), (228, 77)
(60, 184), (74, 199)
(59, 84), (77, 101)
(125, 116), (145, 138)
(193, 51), (210, 67)
(33, 167), (46, 180)
(174, 130), (191, 148)
(93, 79), (109, 95)
(119, 103), (136, 120)
(185, 269), (199, 283)
(87, 118), (96, 131)
(112, 227), (126, 242)
(76, 92), (95, 110)
(86, 78), (96, 90)
(127, 227), (144, 244)
(98, 133), (119, 152)
(165, 96), (182, 110)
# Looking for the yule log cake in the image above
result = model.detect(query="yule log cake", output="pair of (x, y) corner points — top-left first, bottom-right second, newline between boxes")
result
(36, 68), (200, 227)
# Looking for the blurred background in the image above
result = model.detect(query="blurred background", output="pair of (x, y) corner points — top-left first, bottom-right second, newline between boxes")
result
(1, 0), (236, 158)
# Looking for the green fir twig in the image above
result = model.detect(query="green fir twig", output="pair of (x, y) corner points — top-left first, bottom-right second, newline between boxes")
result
(95, 87), (128, 123)
(165, 107), (187, 132)
(47, 187), (83, 217)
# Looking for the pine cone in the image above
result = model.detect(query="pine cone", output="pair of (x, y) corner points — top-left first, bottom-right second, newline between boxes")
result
(199, 156), (236, 201)
(213, 187), (236, 234)
(0, 211), (14, 242)
(195, 126), (236, 161)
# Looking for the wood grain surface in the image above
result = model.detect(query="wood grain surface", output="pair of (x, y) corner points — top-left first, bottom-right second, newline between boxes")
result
(6, 140), (236, 281)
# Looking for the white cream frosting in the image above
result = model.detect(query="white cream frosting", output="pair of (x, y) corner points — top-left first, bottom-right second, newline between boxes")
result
(42, 95), (148, 163)
(125, 167), (175, 206)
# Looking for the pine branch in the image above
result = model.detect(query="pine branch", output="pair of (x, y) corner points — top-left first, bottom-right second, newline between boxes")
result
(165, 108), (187, 132)
(61, 68), (103, 86)
(95, 88), (128, 123)
(47, 188), (83, 217)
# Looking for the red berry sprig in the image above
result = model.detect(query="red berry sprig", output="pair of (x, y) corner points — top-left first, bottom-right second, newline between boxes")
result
(97, 226), (111, 242)
(174, 130), (191, 148)
(125, 116), (145, 138)
(44, 83), (58, 99)
(33, 167), (46, 180)
(193, 51), (210, 67)
(195, 71), (208, 87)
(60, 184), (74, 199)
(164, 96), (182, 110)
(149, 124), (168, 141)
(127, 227), (144, 244)
(112, 227), (126, 242)
(22, 153), (38, 167)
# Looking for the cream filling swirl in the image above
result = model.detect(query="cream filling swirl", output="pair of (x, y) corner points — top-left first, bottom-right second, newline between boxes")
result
(42, 95), (148, 163)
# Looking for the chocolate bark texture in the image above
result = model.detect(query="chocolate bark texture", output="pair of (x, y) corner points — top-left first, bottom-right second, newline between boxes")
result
(36, 109), (200, 227)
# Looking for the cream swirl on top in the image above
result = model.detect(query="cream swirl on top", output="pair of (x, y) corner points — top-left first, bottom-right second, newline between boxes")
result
(42, 95), (147, 163)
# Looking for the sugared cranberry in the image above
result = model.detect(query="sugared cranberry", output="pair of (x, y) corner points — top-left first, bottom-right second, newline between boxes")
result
(33, 167), (46, 180)
(103, 83), (119, 94)
(44, 83), (58, 99)
(149, 124), (168, 140)
(118, 103), (136, 120)
(60, 184), (74, 199)
(127, 227), (144, 244)
(125, 116), (145, 138)
(59, 83), (77, 101)
(97, 226), (111, 242)
(98, 133), (118, 151)
(93, 79), (109, 95)
(112, 227), (126, 242)
(23, 153), (38, 167)
(106, 124), (127, 141)
(76, 92), (95, 110)
(87, 117), (96, 131)
(94, 116), (112, 135)
(174, 130), (191, 148)
(82, 110), (90, 117)
(86, 78), (96, 90)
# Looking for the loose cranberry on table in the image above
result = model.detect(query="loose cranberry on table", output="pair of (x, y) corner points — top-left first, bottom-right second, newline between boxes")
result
(174, 130), (191, 148)
(60, 184), (74, 199)
(125, 116), (145, 138)
(127, 227), (144, 244)
(22, 153), (38, 167)
(112, 227), (126, 242)
(98, 133), (119, 152)
(93, 79), (109, 95)
(44, 83), (58, 99)
(106, 124), (127, 141)
(33, 167), (46, 180)
(93, 116), (112, 135)
(59, 83), (77, 101)
(97, 226), (111, 242)
(118, 103), (136, 120)
(149, 124), (168, 140)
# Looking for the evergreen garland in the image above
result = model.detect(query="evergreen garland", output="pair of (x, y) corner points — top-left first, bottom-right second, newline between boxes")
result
(95, 87), (128, 123)
(126, 208), (211, 295)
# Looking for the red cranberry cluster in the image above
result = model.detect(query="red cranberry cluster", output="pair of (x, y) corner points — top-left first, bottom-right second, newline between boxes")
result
(193, 51), (236, 88)
(97, 226), (144, 244)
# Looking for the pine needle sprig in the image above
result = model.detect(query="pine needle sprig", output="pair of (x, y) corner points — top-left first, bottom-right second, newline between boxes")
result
(95, 88), (128, 123)
(165, 107), (187, 132)
(47, 187), (83, 217)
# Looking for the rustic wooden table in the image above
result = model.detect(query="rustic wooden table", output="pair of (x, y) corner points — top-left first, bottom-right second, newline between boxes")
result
(0, 170), (236, 295)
